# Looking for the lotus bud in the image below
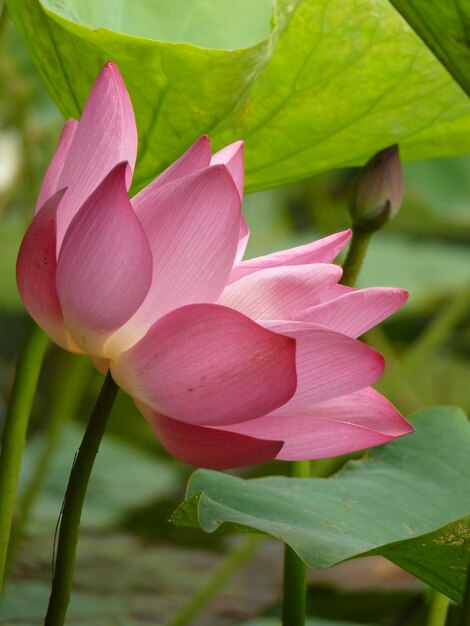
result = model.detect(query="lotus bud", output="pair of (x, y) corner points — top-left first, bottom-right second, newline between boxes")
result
(348, 145), (403, 232)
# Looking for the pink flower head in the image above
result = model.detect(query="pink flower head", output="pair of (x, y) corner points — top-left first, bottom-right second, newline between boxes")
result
(17, 62), (413, 469)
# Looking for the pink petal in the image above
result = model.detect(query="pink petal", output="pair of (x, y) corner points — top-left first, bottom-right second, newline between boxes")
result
(139, 404), (282, 469)
(236, 215), (250, 264)
(106, 165), (242, 356)
(223, 388), (413, 460)
(55, 62), (137, 247)
(263, 321), (384, 411)
(111, 304), (297, 426)
(211, 141), (247, 262)
(17, 190), (73, 350)
(229, 230), (351, 283)
(210, 141), (244, 199)
(56, 163), (153, 357)
(295, 287), (409, 337)
(218, 264), (342, 321)
(36, 119), (78, 213)
(133, 135), (211, 198)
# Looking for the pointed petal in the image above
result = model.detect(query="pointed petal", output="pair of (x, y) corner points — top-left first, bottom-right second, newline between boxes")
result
(211, 141), (244, 199)
(139, 404), (282, 469)
(17, 190), (69, 349)
(229, 230), (351, 283)
(236, 214), (250, 264)
(295, 287), (409, 337)
(111, 304), (297, 426)
(56, 163), (152, 357)
(133, 135), (212, 199)
(219, 264), (342, 321)
(211, 141), (247, 262)
(106, 165), (241, 356)
(56, 62), (137, 246)
(223, 388), (413, 460)
(36, 119), (78, 213)
(262, 321), (384, 410)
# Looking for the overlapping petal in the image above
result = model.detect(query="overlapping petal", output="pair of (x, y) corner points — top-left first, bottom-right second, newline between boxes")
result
(229, 230), (351, 283)
(294, 287), (409, 337)
(218, 264), (342, 321)
(106, 165), (242, 356)
(211, 141), (244, 199)
(111, 304), (297, 426)
(262, 321), (384, 411)
(133, 135), (212, 197)
(140, 404), (282, 469)
(17, 190), (69, 349)
(221, 388), (414, 461)
(211, 141), (247, 262)
(36, 119), (78, 213)
(55, 62), (137, 247)
(56, 163), (153, 357)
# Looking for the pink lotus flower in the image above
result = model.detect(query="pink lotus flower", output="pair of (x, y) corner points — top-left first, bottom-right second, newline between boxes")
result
(17, 62), (413, 469)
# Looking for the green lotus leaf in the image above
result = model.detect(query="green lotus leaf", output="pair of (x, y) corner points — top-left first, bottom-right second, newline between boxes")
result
(5, 0), (470, 191)
(173, 407), (470, 602)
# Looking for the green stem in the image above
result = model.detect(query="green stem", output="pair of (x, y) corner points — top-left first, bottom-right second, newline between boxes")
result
(7, 355), (92, 569)
(44, 371), (118, 626)
(459, 560), (470, 626)
(426, 590), (449, 626)
(282, 460), (310, 626)
(0, 323), (49, 593)
(340, 228), (372, 287)
(169, 534), (263, 626)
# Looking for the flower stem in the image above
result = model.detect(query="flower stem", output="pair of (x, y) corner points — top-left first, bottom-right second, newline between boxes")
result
(282, 460), (310, 626)
(340, 227), (372, 287)
(169, 534), (263, 626)
(426, 590), (450, 626)
(7, 354), (92, 570)
(0, 322), (49, 593)
(44, 370), (118, 626)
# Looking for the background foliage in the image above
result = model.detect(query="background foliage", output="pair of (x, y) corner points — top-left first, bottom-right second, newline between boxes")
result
(0, 1), (469, 624)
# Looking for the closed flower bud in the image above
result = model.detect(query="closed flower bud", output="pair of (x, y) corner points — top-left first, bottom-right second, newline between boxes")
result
(348, 145), (403, 232)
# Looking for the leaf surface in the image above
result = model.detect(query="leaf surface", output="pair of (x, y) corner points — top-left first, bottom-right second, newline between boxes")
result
(6, 0), (470, 191)
(389, 0), (470, 97)
(173, 407), (470, 602)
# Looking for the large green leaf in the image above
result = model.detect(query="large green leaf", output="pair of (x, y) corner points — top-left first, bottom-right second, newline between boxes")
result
(173, 407), (470, 602)
(6, 0), (470, 192)
(388, 1), (470, 97)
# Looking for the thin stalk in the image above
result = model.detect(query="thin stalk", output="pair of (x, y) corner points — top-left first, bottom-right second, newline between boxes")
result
(169, 534), (263, 626)
(282, 460), (310, 626)
(0, 323), (49, 593)
(44, 371), (119, 626)
(7, 355), (92, 569)
(426, 590), (450, 626)
(340, 228), (372, 286)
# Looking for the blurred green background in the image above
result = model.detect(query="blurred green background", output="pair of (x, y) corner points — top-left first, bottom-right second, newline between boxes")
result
(0, 4), (469, 625)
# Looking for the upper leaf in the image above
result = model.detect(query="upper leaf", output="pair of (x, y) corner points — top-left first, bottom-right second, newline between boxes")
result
(389, 0), (470, 98)
(173, 406), (470, 602)
(6, 0), (470, 192)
